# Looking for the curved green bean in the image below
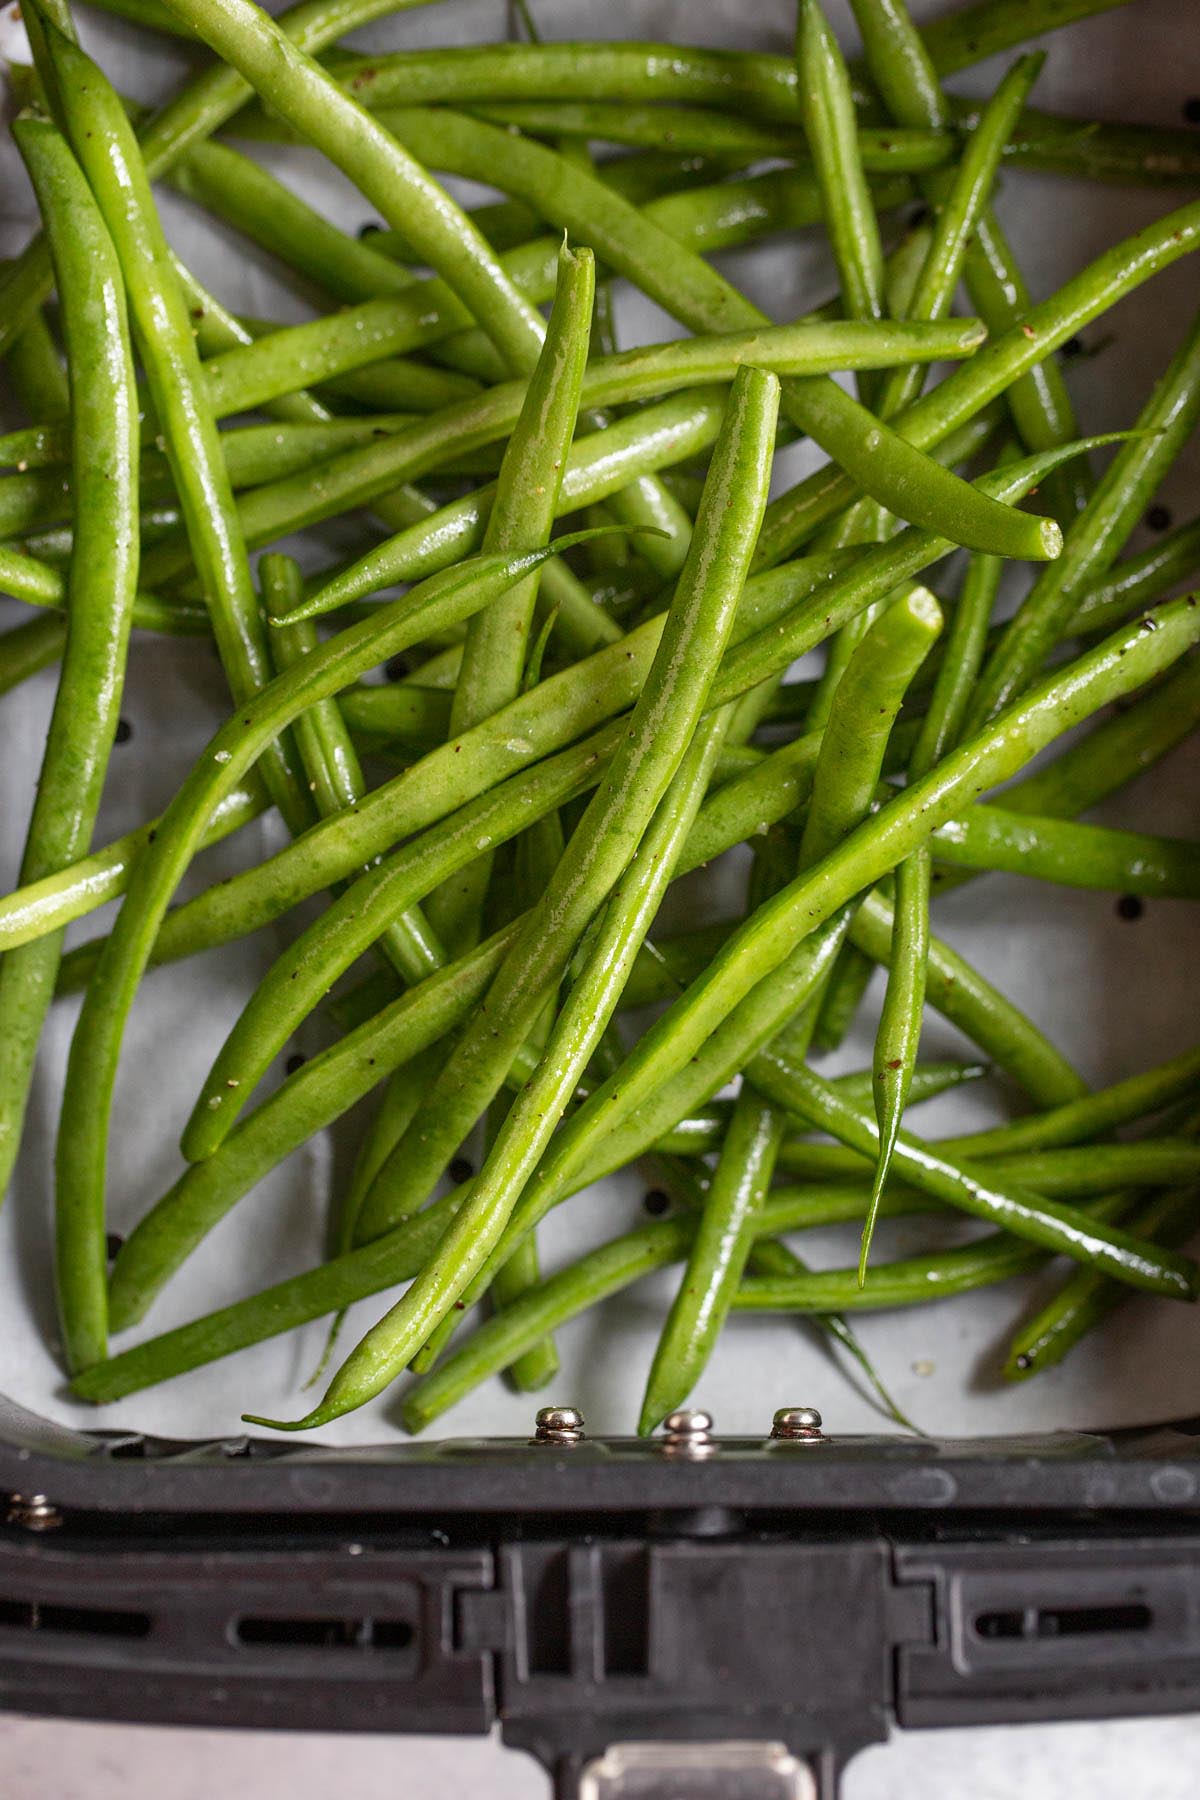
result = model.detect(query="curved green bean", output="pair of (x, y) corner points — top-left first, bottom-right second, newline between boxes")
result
(0, 123), (139, 1263)
(33, 16), (311, 841)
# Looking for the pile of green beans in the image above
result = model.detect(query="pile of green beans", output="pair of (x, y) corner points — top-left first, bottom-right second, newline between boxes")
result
(2, 0), (1199, 1439)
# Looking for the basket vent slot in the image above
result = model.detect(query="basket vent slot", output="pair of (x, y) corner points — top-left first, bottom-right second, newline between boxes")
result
(974, 1602), (1152, 1641)
(233, 1615), (415, 1651)
(0, 1599), (151, 1638)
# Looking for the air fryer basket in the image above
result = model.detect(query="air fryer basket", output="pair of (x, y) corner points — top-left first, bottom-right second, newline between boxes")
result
(0, 0), (1198, 1793)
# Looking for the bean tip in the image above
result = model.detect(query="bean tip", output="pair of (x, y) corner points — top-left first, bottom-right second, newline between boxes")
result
(958, 321), (988, 351)
(1039, 517), (1065, 560)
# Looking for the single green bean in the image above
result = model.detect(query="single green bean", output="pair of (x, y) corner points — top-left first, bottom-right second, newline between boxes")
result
(942, 1045), (1200, 1160)
(797, 0), (885, 331)
(1, 124), (140, 1359)
(32, 16), (311, 840)
(4, 305), (69, 423)
(772, 1137), (1200, 1195)
(169, 138), (418, 305)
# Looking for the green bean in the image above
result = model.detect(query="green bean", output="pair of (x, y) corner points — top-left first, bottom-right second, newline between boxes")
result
(252, 369), (780, 1430)
(0, 123), (140, 1351)
(108, 931), (520, 1336)
(754, 198), (1200, 571)
(639, 1089), (782, 1434)
(797, 0), (885, 331)
(969, 307), (1200, 726)
(0, 782), (268, 954)
(0, 613), (69, 698)
(178, 317), (984, 616)
(170, 255), (335, 426)
(323, 17), (1120, 124)
(464, 100), (945, 169)
(32, 16), (312, 842)
(432, 242), (594, 956)
(930, 807), (1200, 896)
(475, 595), (1197, 1305)
(795, 583), (943, 1274)
(80, 0), (193, 35)
(848, 890), (1084, 1107)
(800, 588), (943, 866)
(58, 449), (1099, 998)
(749, 1057), (1196, 1295)
(320, 104), (1061, 561)
(877, 57), (1045, 425)
(772, 1137), (1200, 1194)
(1004, 652), (1200, 823)
(912, 549), (1005, 775)
(336, 684), (451, 750)
(262, 555), (446, 985)
(653, 1061), (989, 1156)
(864, 843), (928, 1278)
(1004, 1185), (1200, 1381)
(0, 543), (208, 636)
(848, 0), (1090, 522)
(56, 536), (613, 1369)
(962, 216), (1094, 525)
(1068, 514), (1200, 637)
(169, 139), (418, 306)
(402, 1188), (1137, 1435)
(913, 0), (1132, 81)
(941, 1046), (1200, 1161)
(4, 305), (69, 423)
(306, 1044), (448, 1391)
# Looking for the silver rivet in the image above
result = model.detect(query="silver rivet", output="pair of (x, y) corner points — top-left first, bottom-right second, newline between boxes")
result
(6, 1493), (62, 1532)
(531, 1405), (586, 1446)
(661, 1409), (716, 1458)
(770, 1406), (826, 1443)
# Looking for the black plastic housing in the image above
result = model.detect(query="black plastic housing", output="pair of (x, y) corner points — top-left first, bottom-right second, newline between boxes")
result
(2, 1398), (1200, 1795)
